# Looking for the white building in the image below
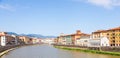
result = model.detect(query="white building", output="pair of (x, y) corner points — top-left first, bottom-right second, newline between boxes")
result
(1, 36), (6, 46)
(41, 38), (55, 44)
(32, 38), (41, 44)
(76, 36), (90, 46)
(89, 37), (110, 47)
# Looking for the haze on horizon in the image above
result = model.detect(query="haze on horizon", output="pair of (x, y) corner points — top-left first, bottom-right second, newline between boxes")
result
(0, 0), (120, 36)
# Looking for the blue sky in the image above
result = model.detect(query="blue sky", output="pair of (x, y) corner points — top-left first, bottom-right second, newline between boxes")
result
(0, 0), (120, 36)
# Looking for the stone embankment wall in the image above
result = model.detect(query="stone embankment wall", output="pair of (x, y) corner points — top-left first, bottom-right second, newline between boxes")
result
(0, 44), (35, 57)
(0, 45), (19, 53)
(54, 44), (120, 52)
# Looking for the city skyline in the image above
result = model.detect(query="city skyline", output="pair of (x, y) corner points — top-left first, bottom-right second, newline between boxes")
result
(0, 0), (120, 36)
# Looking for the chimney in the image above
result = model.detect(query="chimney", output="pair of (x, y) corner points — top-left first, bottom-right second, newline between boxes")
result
(76, 30), (81, 34)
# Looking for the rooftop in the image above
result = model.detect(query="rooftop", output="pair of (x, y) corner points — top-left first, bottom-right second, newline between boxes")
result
(108, 26), (120, 31)
(92, 30), (107, 33)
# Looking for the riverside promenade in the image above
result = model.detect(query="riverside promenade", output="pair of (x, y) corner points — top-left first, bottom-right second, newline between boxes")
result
(53, 44), (120, 56)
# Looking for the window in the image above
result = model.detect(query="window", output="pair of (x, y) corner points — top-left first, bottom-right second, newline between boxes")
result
(84, 40), (87, 42)
(112, 30), (115, 32)
(102, 44), (104, 46)
(106, 44), (108, 46)
(113, 44), (115, 46)
(113, 40), (115, 43)
(111, 44), (112, 46)
(116, 44), (118, 46)
(113, 37), (115, 39)
(112, 33), (115, 36)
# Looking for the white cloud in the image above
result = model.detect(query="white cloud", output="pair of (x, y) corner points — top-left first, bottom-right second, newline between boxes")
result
(87, 0), (120, 9)
(0, 4), (15, 11)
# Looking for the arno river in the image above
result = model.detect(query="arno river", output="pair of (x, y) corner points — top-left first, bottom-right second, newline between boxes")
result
(1, 44), (120, 58)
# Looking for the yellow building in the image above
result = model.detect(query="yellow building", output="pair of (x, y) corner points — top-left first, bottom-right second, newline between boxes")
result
(92, 27), (120, 46)
(107, 27), (120, 46)
(92, 30), (107, 39)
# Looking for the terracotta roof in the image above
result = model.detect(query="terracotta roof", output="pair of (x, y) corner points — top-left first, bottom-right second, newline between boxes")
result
(59, 33), (90, 37)
(108, 26), (120, 31)
(59, 30), (89, 37)
(67, 33), (90, 36)
(92, 30), (107, 33)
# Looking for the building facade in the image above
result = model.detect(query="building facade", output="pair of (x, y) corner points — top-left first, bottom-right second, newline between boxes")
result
(56, 30), (89, 45)
(0, 32), (19, 46)
(89, 37), (110, 47)
(18, 36), (31, 44)
(107, 27), (120, 46)
(75, 36), (90, 46)
(91, 27), (120, 47)
(92, 30), (107, 39)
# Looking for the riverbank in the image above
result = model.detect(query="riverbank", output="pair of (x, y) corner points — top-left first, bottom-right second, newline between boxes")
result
(0, 44), (41, 57)
(0, 47), (17, 57)
(54, 46), (120, 56)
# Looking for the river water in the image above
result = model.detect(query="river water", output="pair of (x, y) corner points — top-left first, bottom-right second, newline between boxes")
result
(1, 44), (120, 58)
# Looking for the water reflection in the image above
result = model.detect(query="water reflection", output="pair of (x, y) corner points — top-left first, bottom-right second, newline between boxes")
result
(1, 44), (120, 58)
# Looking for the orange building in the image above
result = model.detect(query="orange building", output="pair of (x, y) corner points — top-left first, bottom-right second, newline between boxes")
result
(18, 36), (30, 44)
(71, 30), (90, 45)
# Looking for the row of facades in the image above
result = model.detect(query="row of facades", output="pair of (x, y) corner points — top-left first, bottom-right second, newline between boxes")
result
(54, 26), (120, 47)
(0, 32), (41, 46)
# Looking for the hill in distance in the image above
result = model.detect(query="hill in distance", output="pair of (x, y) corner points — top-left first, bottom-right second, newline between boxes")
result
(6, 32), (56, 38)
